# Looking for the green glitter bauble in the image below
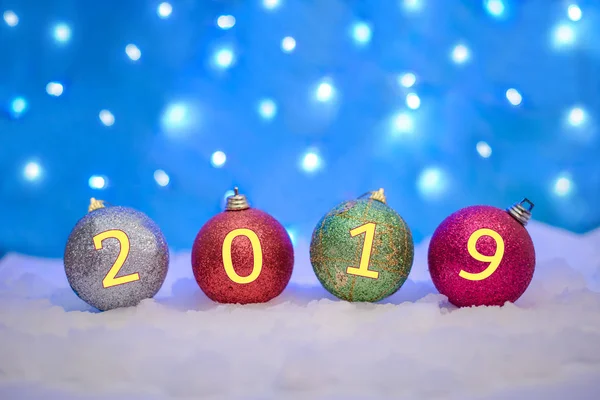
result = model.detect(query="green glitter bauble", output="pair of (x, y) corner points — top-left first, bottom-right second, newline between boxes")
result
(309, 196), (414, 302)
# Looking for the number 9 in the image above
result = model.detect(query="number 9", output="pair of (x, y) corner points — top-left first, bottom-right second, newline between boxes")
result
(459, 228), (505, 281)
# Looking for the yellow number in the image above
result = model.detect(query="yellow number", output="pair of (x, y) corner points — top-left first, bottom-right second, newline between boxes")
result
(346, 222), (379, 279)
(222, 228), (263, 284)
(459, 228), (505, 281)
(93, 230), (139, 288)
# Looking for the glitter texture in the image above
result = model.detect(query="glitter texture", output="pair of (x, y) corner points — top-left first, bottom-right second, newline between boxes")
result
(191, 208), (294, 304)
(428, 205), (536, 307)
(64, 206), (169, 311)
(309, 198), (414, 302)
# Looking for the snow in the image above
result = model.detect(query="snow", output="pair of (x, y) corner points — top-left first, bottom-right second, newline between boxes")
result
(1, 221), (600, 399)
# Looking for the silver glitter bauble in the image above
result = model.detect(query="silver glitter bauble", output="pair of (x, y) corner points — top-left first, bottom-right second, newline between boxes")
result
(64, 200), (169, 311)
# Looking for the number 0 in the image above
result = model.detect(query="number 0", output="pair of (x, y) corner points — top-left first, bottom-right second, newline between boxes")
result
(459, 228), (505, 281)
(346, 222), (379, 279)
(93, 230), (140, 288)
(222, 228), (263, 284)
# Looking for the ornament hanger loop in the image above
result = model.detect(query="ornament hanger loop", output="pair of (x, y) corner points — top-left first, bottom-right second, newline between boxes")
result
(506, 198), (534, 226)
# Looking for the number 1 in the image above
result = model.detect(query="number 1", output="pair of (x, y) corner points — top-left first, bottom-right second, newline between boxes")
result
(93, 230), (139, 288)
(347, 222), (379, 279)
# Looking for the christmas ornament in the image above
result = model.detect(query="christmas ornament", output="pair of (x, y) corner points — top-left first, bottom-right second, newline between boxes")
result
(64, 198), (169, 311)
(309, 189), (414, 302)
(427, 198), (536, 307)
(191, 187), (294, 304)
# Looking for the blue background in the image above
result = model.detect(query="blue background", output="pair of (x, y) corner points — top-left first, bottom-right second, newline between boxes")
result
(1, 0), (599, 258)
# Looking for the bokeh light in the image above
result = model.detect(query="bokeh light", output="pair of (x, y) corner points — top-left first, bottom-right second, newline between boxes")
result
(406, 93), (421, 110)
(263, 0), (281, 11)
(451, 44), (470, 64)
(484, 0), (505, 18)
(53, 23), (71, 43)
(568, 5), (582, 22)
(281, 36), (296, 53)
(399, 72), (417, 88)
(23, 161), (42, 181)
(553, 24), (575, 47)
(10, 97), (27, 118)
(211, 151), (227, 168)
(315, 81), (334, 102)
(125, 44), (141, 61)
(154, 170), (170, 187)
(258, 99), (277, 120)
(402, 0), (422, 12)
(553, 174), (573, 197)
(417, 167), (448, 199)
(99, 110), (115, 127)
(301, 151), (321, 173)
(3, 10), (18, 27)
(567, 107), (586, 127)
(476, 141), (492, 158)
(213, 48), (235, 69)
(506, 88), (522, 106)
(157, 2), (173, 19)
(217, 15), (236, 30)
(46, 82), (64, 97)
(352, 22), (372, 45)
(88, 175), (108, 190)
(393, 112), (414, 134)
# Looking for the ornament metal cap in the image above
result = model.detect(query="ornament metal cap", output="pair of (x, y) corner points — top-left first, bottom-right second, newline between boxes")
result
(88, 198), (106, 213)
(225, 187), (250, 211)
(368, 188), (387, 204)
(506, 198), (534, 226)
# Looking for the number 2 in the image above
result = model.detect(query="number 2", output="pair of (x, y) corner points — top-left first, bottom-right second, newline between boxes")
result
(222, 228), (263, 284)
(459, 228), (505, 281)
(93, 230), (139, 288)
(346, 222), (379, 279)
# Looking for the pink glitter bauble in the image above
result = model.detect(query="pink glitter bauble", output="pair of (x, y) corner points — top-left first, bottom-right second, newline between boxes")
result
(428, 205), (536, 307)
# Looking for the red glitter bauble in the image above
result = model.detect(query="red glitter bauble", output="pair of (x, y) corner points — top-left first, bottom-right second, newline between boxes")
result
(428, 205), (536, 307)
(191, 207), (294, 304)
